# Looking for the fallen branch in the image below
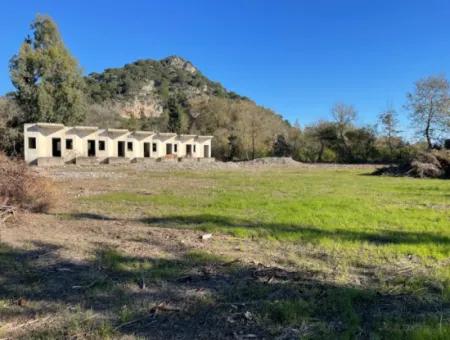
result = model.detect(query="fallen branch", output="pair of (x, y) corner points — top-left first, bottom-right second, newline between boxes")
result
(114, 315), (154, 331)
(0, 204), (16, 223)
(113, 303), (180, 331)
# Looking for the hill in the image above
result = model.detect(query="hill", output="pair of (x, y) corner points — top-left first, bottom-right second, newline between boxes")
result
(85, 56), (247, 118)
(83, 56), (292, 160)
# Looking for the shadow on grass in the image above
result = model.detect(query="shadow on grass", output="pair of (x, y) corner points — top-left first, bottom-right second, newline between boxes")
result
(66, 212), (119, 221)
(63, 211), (450, 247)
(0, 241), (448, 339)
(137, 214), (450, 246)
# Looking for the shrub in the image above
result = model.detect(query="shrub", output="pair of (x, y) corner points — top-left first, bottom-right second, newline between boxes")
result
(0, 153), (55, 212)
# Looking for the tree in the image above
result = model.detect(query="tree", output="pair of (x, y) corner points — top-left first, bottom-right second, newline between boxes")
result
(310, 121), (338, 162)
(331, 103), (357, 161)
(378, 107), (400, 159)
(405, 75), (450, 149)
(345, 126), (377, 163)
(0, 96), (25, 155)
(166, 95), (189, 133)
(288, 120), (303, 160)
(227, 134), (240, 161)
(9, 15), (86, 125)
(248, 109), (263, 160)
(272, 134), (291, 157)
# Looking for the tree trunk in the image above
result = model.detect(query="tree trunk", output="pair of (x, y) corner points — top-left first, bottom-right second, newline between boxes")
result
(425, 117), (432, 150)
(317, 142), (324, 162)
(251, 132), (255, 160)
(425, 99), (433, 150)
(387, 133), (394, 162)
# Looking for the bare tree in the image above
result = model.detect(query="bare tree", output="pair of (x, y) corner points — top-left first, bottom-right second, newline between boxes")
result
(331, 103), (357, 160)
(405, 75), (450, 149)
(378, 107), (400, 159)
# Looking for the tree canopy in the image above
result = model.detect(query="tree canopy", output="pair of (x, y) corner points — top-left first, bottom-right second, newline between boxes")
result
(406, 75), (450, 149)
(9, 15), (86, 125)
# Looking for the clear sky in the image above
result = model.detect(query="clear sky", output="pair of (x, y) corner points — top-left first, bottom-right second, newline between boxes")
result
(1, 0), (450, 132)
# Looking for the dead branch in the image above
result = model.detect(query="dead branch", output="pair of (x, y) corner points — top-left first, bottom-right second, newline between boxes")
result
(0, 204), (16, 223)
(113, 315), (155, 331)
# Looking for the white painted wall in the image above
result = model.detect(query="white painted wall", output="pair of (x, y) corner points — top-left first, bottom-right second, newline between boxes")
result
(24, 123), (213, 164)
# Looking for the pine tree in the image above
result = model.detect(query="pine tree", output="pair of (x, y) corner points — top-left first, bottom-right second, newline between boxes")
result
(166, 95), (189, 133)
(10, 15), (86, 125)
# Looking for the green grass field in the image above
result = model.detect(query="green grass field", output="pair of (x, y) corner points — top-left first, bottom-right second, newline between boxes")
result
(86, 168), (450, 259)
(1, 166), (449, 338)
(77, 167), (450, 338)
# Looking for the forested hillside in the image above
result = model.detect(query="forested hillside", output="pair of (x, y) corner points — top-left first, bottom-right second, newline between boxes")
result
(82, 55), (292, 160)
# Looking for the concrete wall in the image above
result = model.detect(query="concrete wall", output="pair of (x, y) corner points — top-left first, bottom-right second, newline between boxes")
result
(24, 123), (213, 165)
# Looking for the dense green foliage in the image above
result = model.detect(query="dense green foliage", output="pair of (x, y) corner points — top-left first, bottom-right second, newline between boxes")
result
(9, 15), (86, 126)
(0, 96), (24, 155)
(85, 57), (245, 104)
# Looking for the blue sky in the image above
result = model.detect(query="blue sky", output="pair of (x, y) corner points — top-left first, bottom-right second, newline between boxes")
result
(1, 0), (449, 132)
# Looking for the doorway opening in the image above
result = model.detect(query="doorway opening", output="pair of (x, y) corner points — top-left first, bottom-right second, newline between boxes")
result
(143, 142), (150, 158)
(203, 145), (210, 158)
(87, 140), (96, 157)
(166, 143), (172, 155)
(52, 138), (61, 157)
(186, 144), (192, 157)
(118, 141), (125, 157)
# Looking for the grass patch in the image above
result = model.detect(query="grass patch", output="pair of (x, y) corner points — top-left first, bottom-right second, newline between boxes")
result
(82, 168), (450, 259)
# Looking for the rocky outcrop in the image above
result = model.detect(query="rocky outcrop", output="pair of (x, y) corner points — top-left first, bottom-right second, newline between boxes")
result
(161, 56), (197, 74)
(114, 81), (164, 118)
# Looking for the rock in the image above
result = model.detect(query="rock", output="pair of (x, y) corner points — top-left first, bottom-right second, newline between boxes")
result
(200, 233), (212, 240)
(162, 56), (197, 74)
(244, 311), (253, 320)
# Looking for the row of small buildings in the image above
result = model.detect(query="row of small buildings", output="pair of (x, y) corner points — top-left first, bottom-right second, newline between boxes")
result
(24, 123), (213, 165)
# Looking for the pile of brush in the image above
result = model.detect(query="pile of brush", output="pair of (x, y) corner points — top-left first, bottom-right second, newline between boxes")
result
(373, 149), (450, 179)
(0, 153), (56, 219)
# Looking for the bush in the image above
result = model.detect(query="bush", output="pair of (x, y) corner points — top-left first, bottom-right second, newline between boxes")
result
(0, 153), (56, 212)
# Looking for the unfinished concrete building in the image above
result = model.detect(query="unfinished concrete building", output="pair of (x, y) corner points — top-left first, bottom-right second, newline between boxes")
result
(24, 123), (213, 166)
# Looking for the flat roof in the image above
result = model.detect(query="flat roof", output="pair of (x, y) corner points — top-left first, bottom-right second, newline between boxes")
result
(133, 131), (155, 136)
(107, 128), (128, 133)
(104, 128), (129, 137)
(157, 132), (177, 137)
(26, 123), (213, 139)
(196, 135), (214, 140)
(31, 123), (65, 131)
(35, 123), (65, 128)
(73, 126), (98, 131)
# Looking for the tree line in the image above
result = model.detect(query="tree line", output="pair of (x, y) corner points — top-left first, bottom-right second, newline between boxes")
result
(1, 15), (449, 162)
